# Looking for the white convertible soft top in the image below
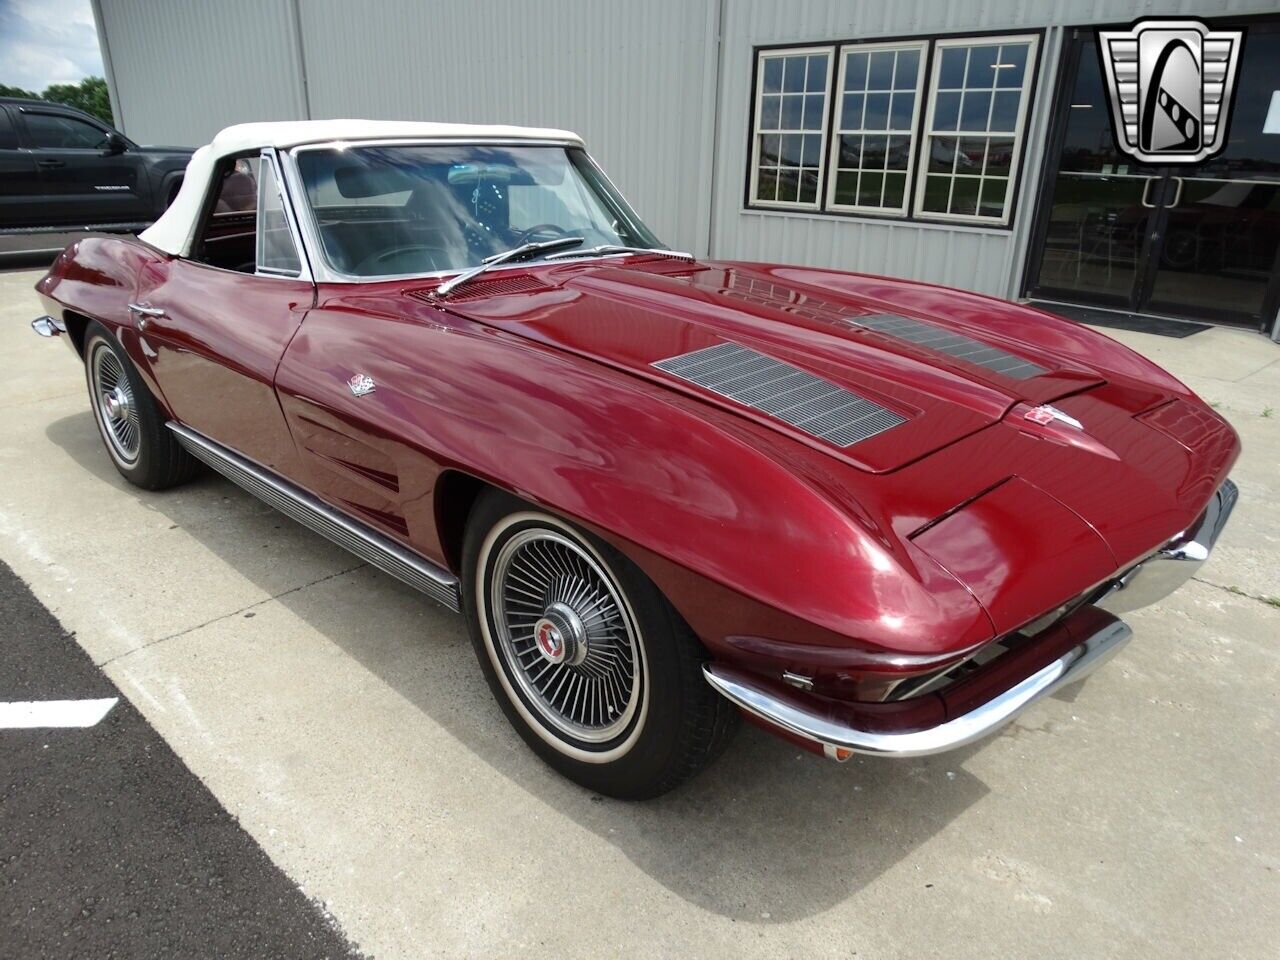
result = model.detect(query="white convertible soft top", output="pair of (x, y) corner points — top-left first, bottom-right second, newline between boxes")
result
(138, 119), (584, 257)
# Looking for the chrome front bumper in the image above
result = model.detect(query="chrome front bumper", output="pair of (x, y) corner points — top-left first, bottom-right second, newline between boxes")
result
(1092, 478), (1238, 614)
(704, 478), (1236, 761)
(705, 617), (1131, 760)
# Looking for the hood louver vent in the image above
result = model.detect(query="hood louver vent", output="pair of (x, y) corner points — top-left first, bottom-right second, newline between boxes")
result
(852, 313), (1048, 381)
(408, 273), (554, 303)
(653, 343), (905, 448)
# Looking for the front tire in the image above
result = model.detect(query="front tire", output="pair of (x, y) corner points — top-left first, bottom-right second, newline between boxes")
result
(462, 490), (738, 799)
(84, 322), (198, 490)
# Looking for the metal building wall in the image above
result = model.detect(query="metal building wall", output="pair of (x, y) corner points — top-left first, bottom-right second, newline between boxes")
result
(95, 0), (1275, 295)
(294, 0), (719, 253)
(92, 0), (308, 144)
(96, 0), (719, 253)
(709, 0), (1277, 298)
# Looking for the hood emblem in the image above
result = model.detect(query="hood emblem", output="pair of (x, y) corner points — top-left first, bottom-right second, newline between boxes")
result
(347, 373), (376, 397)
(1025, 404), (1083, 430)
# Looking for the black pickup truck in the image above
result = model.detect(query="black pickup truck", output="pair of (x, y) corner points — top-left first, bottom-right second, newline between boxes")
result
(0, 96), (193, 233)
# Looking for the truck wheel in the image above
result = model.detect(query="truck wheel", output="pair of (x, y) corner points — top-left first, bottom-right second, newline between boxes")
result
(462, 490), (738, 799)
(84, 322), (198, 490)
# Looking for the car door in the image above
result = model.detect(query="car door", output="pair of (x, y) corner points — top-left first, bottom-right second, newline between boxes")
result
(0, 105), (44, 228)
(133, 150), (313, 479)
(16, 106), (152, 226)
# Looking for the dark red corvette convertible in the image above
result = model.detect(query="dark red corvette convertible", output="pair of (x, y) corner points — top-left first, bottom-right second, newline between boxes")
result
(33, 121), (1238, 798)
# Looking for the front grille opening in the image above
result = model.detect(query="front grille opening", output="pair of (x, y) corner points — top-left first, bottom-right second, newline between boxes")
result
(884, 591), (1092, 702)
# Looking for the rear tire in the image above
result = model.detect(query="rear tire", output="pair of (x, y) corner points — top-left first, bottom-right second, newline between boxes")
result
(462, 490), (738, 799)
(84, 322), (198, 490)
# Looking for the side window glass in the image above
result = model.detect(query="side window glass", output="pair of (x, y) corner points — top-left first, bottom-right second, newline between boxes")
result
(23, 112), (108, 149)
(0, 108), (17, 150)
(256, 156), (302, 275)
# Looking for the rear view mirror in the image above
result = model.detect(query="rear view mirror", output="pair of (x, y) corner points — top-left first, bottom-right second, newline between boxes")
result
(101, 131), (127, 155)
(334, 165), (414, 198)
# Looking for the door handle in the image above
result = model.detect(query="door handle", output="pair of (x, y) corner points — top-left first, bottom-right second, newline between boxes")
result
(127, 302), (166, 330)
(1165, 176), (1184, 208)
(1139, 177), (1160, 208)
(36, 158), (65, 168)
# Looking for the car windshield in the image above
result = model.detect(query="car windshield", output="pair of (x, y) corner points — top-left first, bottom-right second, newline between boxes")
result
(294, 143), (661, 278)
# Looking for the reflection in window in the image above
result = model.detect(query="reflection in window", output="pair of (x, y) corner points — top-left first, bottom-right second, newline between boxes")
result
(751, 49), (831, 207)
(918, 38), (1036, 223)
(828, 43), (926, 214)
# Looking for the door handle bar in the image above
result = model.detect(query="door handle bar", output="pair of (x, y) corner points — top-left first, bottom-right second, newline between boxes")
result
(1139, 177), (1159, 209)
(127, 302), (166, 330)
(1165, 176), (1184, 209)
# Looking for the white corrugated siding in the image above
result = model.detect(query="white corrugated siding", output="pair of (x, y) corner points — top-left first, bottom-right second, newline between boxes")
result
(97, 0), (1276, 294)
(94, 0), (307, 145)
(294, 0), (717, 251)
(98, 0), (717, 252)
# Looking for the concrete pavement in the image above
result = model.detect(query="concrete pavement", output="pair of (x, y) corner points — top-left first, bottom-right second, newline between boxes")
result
(2, 263), (1278, 958)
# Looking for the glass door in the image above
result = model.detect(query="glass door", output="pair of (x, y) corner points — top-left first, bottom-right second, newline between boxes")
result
(1143, 24), (1280, 324)
(1026, 22), (1280, 328)
(1025, 36), (1167, 312)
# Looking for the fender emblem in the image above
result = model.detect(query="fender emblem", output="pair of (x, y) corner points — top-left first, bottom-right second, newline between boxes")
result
(347, 373), (376, 397)
(1025, 404), (1083, 430)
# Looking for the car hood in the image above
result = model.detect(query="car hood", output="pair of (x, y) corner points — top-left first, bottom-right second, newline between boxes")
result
(431, 257), (1109, 473)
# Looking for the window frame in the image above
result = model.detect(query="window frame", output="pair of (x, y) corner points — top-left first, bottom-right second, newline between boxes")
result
(743, 29), (1043, 230)
(747, 44), (836, 211)
(254, 149), (306, 278)
(824, 38), (929, 217)
(911, 33), (1040, 226)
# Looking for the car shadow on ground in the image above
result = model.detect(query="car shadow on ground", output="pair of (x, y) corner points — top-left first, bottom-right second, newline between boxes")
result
(47, 409), (998, 923)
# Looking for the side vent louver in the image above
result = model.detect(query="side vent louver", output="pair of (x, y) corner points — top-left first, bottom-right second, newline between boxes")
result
(653, 343), (905, 448)
(852, 314), (1048, 380)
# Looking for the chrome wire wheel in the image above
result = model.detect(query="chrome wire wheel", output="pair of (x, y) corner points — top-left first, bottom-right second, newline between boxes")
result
(89, 341), (141, 464)
(487, 524), (644, 746)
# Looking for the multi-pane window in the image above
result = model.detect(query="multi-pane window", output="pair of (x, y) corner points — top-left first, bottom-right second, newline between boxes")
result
(750, 48), (832, 208)
(827, 42), (926, 214)
(916, 36), (1037, 223)
(747, 32), (1039, 227)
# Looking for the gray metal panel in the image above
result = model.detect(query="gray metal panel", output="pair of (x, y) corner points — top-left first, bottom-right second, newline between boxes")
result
(654, 343), (905, 447)
(293, 0), (717, 252)
(96, 0), (307, 146)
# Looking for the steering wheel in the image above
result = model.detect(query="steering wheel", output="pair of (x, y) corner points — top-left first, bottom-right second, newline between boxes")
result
(514, 223), (571, 244)
(353, 244), (439, 276)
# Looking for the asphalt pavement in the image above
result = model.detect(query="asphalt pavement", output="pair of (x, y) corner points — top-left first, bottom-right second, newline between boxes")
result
(0, 557), (364, 959)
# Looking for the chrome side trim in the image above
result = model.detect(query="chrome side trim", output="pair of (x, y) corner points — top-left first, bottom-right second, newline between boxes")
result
(703, 616), (1133, 759)
(1094, 478), (1237, 615)
(167, 423), (460, 611)
(32, 315), (66, 337)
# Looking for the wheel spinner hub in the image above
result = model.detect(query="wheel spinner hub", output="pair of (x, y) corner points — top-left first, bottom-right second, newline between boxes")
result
(533, 601), (588, 666)
(103, 385), (130, 421)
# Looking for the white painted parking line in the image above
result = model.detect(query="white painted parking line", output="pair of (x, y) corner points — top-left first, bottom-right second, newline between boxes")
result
(0, 697), (118, 729)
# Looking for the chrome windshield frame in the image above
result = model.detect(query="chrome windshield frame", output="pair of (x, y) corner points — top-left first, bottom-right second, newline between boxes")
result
(277, 138), (666, 285)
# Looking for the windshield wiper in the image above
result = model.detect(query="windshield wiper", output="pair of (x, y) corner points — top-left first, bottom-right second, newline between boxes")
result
(434, 236), (585, 297)
(542, 244), (695, 263)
